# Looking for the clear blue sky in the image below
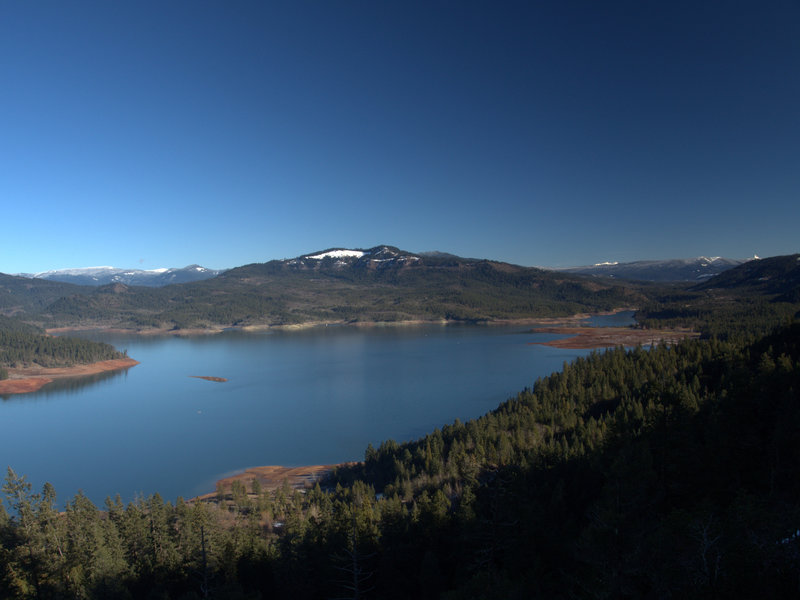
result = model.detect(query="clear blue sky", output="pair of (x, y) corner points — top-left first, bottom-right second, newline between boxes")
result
(1, 1), (798, 273)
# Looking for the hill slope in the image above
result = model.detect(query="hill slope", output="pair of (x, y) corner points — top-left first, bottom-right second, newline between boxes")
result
(637, 254), (800, 337)
(0, 273), (91, 316)
(692, 253), (800, 301)
(2, 322), (797, 598)
(558, 256), (745, 282)
(15, 246), (644, 330)
(25, 264), (223, 287)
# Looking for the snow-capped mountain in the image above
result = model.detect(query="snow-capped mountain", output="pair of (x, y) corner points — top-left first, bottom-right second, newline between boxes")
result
(23, 265), (224, 287)
(556, 256), (751, 282)
(282, 245), (422, 269)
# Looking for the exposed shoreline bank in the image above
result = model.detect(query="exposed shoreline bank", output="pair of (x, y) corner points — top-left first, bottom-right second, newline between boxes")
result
(45, 307), (641, 337)
(190, 464), (349, 503)
(530, 326), (698, 349)
(16, 309), (678, 399)
(0, 358), (140, 395)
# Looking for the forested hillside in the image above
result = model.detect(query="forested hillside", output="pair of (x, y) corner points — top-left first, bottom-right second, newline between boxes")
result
(0, 273), (89, 315)
(9, 249), (798, 334)
(6, 247), (643, 330)
(636, 254), (800, 340)
(2, 322), (797, 598)
(2, 251), (799, 598)
(0, 315), (124, 372)
(557, 256), (744, 282)
(0, 329), (124, 369)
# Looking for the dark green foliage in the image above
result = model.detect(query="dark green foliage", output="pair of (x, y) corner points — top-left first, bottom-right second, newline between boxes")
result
(0, 316), (42, 335)
(3, 251), (800, 597)
(692, 253), (800, 296)
(0, 273), (90, 314)
(6, 249), (643, 330)
(0, 313), (124, 369)
(637, 254), (800, 340)
(6, 251), (799, 337)
(0, 329), (124, 368)
(2, 321), (798, 598)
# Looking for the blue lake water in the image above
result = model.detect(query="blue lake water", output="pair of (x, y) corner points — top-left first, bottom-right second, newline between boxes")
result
(0, 313), (633, 506)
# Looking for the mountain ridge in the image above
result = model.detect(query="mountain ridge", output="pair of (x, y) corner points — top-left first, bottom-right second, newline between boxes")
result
(3, 246), (797, 333)
(556, 255), (752, 282)
(18, 264), (224, 287)
(5, 245), (643, 330)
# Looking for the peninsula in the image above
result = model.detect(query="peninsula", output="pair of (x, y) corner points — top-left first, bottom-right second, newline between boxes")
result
(0, 358), (139, 395)
(530, 326), (697, 349)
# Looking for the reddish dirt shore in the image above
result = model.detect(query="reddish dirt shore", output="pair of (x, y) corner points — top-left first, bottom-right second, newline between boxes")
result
(0, 358), (140, 395)
(192, 464), (350, 502)
(531, 327), (698, 349)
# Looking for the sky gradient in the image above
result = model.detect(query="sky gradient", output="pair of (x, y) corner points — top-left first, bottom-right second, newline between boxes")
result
(2, 1), (798, 273)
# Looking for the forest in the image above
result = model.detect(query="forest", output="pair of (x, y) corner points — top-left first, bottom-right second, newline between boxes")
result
(0, 314), (124, 372)
(0, 330), (124, 370)
(1, 254), (799, 598)
(2, 250), (643, 331)
(1, 322), (798, 598)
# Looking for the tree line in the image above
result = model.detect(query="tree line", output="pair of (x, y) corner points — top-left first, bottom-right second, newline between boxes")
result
(1, 320), (798, 598)
(0, 330), (124, 369)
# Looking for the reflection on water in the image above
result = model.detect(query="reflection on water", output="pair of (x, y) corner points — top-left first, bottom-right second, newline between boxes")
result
(1, 367), (134, 403)
(581, 310), (636, 327)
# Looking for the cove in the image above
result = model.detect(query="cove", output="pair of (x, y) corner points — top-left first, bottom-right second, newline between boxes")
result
(0, 315), (632, 506)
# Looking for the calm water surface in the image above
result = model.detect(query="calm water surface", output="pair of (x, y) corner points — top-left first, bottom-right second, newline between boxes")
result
(1, 314), (633, 506)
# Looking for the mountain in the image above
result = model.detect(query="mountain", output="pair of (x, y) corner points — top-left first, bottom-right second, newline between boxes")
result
(9, 248), (798, 333)
(557, 256), (747, 282)
(14, 245), (644, 330)
(636, 253), (800, 338)
(23, 265), (224, 287)
(692, 253), (800, 301)
(0, 273), (90, 316)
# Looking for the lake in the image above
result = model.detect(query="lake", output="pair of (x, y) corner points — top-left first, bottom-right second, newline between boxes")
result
(0, 313), (632, 506)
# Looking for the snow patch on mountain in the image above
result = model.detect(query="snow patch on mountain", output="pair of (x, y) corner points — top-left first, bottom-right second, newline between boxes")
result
(23, 265), (224, 287)
(557, 256), (746, 282)
(307, 250), (366, 260)
(34, 266), (116, 277)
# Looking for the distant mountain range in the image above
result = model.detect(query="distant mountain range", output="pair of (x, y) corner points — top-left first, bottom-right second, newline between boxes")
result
(14, 254), (757, 286)
(19, 265), (224, 287)
(2, 246), (797, 332)
(556, 256), (753, 282)
(1, 245), (642, 330)
(633, 253), (800, 337)
(692, 253), (800, 301)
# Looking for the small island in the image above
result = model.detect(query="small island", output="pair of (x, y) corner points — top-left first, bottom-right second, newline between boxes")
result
(189, 375), (228, 382)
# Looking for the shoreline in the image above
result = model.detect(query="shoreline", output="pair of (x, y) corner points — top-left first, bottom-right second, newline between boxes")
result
(190, 464), (350, 503)
(0, 358), (140, 395)
(45, 307), (641, 337)
(530, 326), (698, 349)
(30, 309), (690, 501)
